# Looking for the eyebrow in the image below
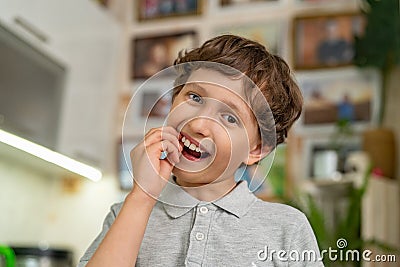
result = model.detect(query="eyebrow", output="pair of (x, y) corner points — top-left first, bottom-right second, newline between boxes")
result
(185, 82), (252, 122)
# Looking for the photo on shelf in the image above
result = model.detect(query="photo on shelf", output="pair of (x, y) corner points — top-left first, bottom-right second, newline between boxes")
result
(220, 0), (278, 7)
(214, 20), (283, 56)
(302, 136), (361, 181)
(131, 31), (198, 80)
(124, 78), (175, 135)
(93, 0), (109, 7)
(137, 0), (201, 21)
(118, 137), (141, 191)
(292, 13), (365, 69)
(296, 0), (349, 3)
(294, 68), (381, 133)
(140, 90), (172, 119)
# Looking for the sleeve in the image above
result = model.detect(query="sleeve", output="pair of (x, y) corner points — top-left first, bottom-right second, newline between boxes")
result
(77, 203), (121, 267)
(288, 213), (325, 267)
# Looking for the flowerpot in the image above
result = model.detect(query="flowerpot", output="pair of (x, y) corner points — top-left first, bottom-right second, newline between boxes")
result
(362, 128), (396, 178)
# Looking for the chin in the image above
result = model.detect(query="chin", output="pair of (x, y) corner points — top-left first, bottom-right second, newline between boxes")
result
(172, 167), (234, 187)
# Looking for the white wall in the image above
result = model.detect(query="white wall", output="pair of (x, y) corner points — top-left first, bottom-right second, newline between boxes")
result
(0, 158), (126, 264)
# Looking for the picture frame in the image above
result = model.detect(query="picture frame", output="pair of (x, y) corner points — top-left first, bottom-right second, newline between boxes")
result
(131, 31), (198, 80)
(219, 0), (278, 7)
(296, 0), (349, 3)
(124, 78), (174, 136)
(118, 136), (141, 191)
(301, 135), (361, 181)
(214, 20), (284, 56)
(292, 12), (365, 69)
(137, 0), (201, 21)
(294, 67), (381, 134)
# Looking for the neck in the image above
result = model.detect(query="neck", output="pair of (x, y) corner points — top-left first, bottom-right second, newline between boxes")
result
(174, 176), (237, 202)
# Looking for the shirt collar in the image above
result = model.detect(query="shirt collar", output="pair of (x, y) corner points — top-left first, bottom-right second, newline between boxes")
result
(159, 179), (257, 219)
(158, 178), (200, 218)
(212, 180), (257, 218)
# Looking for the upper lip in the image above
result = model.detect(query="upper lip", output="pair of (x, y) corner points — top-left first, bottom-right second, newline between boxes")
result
(180, 132), (209, 153)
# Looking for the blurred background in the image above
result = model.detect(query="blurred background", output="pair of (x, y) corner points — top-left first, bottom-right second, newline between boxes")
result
(0, 0), (399, 266)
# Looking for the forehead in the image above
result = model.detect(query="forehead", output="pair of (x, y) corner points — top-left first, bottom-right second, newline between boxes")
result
(186, 68), (245, 96)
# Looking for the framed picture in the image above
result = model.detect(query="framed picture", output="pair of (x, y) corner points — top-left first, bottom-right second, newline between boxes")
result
(140, 88), (172, 119)
(137, 0), (201, 21)
(292, 13), (365, 69)
(131, 31), (198, 80)
(94, 0), (109, 7)
(214, 20), (284, 55)
(118, 137), (141, 191)
(220, 0), (278, 7)
(297, 0), (349, 3)
(301, 135), (361, 181)
(124, 78), (174, 136)
(294, 67), (381, 133)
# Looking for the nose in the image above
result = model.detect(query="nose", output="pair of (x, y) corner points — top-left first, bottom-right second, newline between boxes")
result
(186, 116), (214, 137)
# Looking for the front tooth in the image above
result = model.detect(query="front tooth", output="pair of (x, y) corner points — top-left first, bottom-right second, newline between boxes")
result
(195, 147), (200, 152)
(189, 144), (196, 151)
(184, 139), (190, 147)
(181, 136), (186, 142)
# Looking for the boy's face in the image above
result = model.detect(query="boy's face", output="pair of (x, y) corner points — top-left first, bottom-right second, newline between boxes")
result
(167, 68), (263, 186)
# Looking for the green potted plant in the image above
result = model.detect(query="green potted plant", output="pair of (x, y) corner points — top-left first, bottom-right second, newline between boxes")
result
(287, 166), (398, 267)
(354, 0), (400, 122)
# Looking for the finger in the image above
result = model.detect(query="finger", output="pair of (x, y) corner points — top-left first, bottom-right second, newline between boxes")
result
(161, 131), (181, 151)
(144, 127), (180, 149)
(145, 126), (179, 139)
(145, 138), (176, 157)
(161, 140), (181, 165)
(146, 139), (180, 165)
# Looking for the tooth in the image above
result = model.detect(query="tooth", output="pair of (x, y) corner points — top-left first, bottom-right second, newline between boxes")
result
(189, 144), (196, 150)
(181, 136), (186, 142)
(195, 147), (200, 152)
(184, 139), (190, 147)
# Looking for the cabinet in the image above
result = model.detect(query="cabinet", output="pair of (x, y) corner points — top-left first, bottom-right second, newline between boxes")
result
(0, 0), (123, 174)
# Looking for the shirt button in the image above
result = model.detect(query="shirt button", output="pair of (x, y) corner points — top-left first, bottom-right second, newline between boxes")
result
(195, 232), (205, 241)
(199, 206), (208, 214)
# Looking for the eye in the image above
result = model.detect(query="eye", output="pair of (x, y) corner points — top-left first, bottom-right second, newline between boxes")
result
(222, 114), (238, 124)
(188, 93), (203, 104)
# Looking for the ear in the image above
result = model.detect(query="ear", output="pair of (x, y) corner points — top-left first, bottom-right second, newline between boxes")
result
(244, 144), (271, 166)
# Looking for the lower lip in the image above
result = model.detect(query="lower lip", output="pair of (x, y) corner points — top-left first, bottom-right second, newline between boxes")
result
(182, 149), (202, 162)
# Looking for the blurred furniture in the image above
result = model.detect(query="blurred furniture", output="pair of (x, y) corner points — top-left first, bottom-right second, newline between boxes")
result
(362, 176), (400, 267)
(301, 179), (354, 232)
(0, 246), (73, 267)
(0, 0), (122, 173)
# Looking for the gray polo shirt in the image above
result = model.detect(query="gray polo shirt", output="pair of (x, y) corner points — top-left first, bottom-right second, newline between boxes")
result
(78, 181), (324, 266)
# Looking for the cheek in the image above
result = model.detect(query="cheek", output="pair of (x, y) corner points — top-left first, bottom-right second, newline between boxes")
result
(218, 130), (250, 159)
(167, 100), (191, 126)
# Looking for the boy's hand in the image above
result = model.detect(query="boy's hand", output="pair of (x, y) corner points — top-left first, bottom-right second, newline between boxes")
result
(130, 126), (182, 199)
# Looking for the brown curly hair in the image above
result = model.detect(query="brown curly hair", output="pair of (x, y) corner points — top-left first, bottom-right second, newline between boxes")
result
(172, 34), (303, 147)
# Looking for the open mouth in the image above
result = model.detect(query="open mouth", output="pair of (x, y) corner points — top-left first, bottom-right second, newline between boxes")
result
(179, 134), (210, 161)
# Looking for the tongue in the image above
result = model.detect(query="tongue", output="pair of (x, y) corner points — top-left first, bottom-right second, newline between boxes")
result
(184, 146), (201, 158)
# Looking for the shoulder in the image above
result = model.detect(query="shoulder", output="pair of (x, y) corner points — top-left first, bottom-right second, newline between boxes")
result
(248, 198), (309, 230)
(249, 198), (321, 249)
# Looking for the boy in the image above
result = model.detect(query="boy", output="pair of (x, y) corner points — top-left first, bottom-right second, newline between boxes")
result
(79, 35), (324, 266)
